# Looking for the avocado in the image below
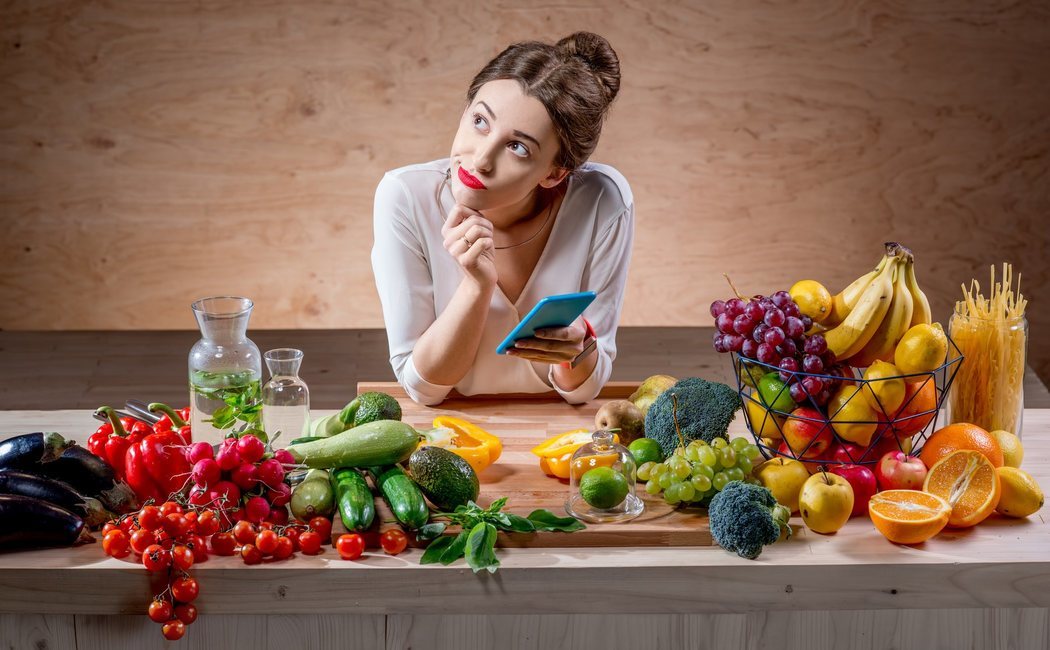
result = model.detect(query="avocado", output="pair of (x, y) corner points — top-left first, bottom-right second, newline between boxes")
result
(408, 446), (480, 511)
(340, 392), (402, 428)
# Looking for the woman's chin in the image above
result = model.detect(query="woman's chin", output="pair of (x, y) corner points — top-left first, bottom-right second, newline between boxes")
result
(451, 185), (490, 211)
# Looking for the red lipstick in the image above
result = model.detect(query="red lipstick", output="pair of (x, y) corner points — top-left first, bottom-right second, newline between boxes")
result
(457, 166), (487, 190)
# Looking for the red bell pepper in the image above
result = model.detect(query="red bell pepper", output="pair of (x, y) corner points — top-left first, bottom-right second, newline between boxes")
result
(124, 441), (164, 504)
(137, 427), (192, 496)
(148, 403), (192, 444)
(91, 407), (152, 481)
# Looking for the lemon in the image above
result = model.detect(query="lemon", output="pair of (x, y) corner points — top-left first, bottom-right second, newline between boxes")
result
(990, 430), (1024, 468)
(828, 385), (878, 446)
(894, 323), (948, 374)
(862, 360), (906, 415)
(995, 467), (1044, 518)
(790, 280), (833, 323)
(744, 391), (786, 438)
(627, 438), (664, 465)
(579, 467), (629, 510)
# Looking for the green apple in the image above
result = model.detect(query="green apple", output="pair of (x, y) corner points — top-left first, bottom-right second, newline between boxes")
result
(754, 457), (810, 513)
(799, 471), (854, 534)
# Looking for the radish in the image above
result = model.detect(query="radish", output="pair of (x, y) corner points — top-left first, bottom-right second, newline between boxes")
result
(267, 507), (289, 526)
(236, 435), (265, 464)
(244, 496), (270, 523)
(267, 482), (291, 507)
(230, 462), (258, 491)
(273, 449), (295, 466)
(255, 459), (285, 489)
(208, 480), (240, 508)
(216, 442), (241, 472)
(188, 485), (210, 507)
(191, 459), (221, 488)
(185, 442), (214, 465)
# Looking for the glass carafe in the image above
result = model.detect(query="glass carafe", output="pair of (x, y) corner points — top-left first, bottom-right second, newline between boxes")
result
(262, 348), (310, 442)
(188, 297), (262, 446)
(565, 430), (644, 523)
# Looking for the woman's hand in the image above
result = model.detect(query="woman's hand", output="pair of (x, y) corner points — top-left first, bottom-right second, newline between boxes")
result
(442, 204), (497, 289)
(506, 317), (589, 365)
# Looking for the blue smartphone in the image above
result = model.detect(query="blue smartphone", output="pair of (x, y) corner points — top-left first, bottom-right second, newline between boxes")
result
(496, 291), (597, 355)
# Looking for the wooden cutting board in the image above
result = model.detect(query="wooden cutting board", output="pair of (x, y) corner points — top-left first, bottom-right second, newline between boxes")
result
(330, 382), (712, 547)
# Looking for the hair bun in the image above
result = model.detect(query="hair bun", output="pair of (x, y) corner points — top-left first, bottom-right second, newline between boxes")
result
(556, 32), (620, 103)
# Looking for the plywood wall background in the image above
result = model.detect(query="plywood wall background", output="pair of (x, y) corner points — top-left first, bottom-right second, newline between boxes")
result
(1, 1), (1048, 379)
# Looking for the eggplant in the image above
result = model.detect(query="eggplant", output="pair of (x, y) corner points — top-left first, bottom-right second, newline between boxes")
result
(0, 432), (72, 469)
(0, 469), (113, 528)
(0, 494), (93, 549)
(26, 445), (140, 515)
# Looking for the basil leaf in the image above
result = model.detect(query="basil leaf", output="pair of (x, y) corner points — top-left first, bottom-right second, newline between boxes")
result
(465, 522), (499, 574)
(527, 509), (585, 532)
(420, 535), (455, 565)
(487, 497), (508, 513)
(489, 512), (513, 528)
(439, 530), (470, 565)
(416, 523), (447, 542)
(503, 514), (536, 533)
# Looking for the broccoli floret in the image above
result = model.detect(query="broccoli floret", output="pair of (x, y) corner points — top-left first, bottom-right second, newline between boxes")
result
(708, 481), (792, 560)
(643, 377), (739, 457)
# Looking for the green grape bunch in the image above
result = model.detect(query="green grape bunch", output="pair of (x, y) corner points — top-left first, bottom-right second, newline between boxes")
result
(636, 437), (762, 507)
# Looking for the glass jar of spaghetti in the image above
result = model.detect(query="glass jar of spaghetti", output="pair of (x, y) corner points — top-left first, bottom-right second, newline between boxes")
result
(947, 264), (1028, 439)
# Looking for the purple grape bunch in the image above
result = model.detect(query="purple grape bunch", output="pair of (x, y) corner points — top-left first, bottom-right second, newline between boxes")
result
(711, 290), (840, 407)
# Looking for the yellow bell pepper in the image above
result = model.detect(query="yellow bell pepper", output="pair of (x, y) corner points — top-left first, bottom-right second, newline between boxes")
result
(418, 416), (502, 475)
(531, 429), (619, 479)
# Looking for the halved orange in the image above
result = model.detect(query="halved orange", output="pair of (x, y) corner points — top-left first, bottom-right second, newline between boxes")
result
(868, 490), (951, 544)
(923, 450), (1001, 528)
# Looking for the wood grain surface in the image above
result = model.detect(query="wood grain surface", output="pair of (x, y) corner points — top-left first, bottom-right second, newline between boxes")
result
(1, 0), (1048, 384)
(338, 382), (712, 548)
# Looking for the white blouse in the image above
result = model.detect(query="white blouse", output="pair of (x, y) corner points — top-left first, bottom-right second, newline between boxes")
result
(371, 158), (634, 406)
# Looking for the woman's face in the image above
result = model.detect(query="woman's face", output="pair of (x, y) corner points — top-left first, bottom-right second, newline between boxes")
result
(449, 79), (567, 213)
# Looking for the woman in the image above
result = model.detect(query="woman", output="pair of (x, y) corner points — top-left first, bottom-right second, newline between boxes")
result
(372, 32), (633, 406)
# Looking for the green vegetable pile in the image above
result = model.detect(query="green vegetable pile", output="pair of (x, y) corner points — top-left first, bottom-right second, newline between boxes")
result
(643, 377), (739, 457)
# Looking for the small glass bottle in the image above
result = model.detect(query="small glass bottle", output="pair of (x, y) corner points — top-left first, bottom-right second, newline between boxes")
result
(565, 430), (644, 523)
(188, 297), (263, 446)
(262, 348), (311, 442)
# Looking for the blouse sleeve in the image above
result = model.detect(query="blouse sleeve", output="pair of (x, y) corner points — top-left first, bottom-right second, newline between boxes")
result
(548, 202), (635, 404)
(371, 173), (455, 406)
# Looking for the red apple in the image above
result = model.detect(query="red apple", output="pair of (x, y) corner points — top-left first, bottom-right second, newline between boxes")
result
(827, 464), (878, 517)
(828, 442), (868, 465)
(781, 407), (835, 459)
(875, 451), (928, 491)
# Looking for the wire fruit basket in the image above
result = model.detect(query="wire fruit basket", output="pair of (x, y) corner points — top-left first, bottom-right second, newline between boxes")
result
(732, 336), (964, 467)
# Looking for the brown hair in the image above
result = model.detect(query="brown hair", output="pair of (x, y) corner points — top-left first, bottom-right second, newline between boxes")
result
(466, 32), (621, 172)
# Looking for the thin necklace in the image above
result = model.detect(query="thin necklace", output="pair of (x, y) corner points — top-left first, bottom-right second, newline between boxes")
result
(442, 168), (558, 250)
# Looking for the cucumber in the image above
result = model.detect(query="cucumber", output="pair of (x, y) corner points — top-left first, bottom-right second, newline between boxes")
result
(287, 420), (420, 469)
(290, 470), (334, 520)
(331, 468), (374, 531)
(368, 465), (429, 530)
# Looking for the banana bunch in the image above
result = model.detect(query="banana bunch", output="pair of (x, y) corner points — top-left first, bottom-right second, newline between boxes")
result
(821, 242), (932, 366)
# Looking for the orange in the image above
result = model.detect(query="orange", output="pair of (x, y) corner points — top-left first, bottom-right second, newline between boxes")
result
(883, 378), (937, 439)
(868, 490), (951, 544)
(919, 423), (1004, 469)
(923, 450), (1001, 527)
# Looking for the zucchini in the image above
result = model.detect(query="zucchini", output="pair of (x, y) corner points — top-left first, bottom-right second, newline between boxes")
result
(368, 465), (429, 530)
(0, 494), (93, 549)
(287, 420), (420, 469)
(290, 470), (334, 521)
(289, 436), (325, 446)
(331, 468), (375, 531)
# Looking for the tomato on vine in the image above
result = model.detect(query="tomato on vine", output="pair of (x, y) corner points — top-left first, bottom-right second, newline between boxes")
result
(380, 529), (409, 556)
(147, 599), (172, 624)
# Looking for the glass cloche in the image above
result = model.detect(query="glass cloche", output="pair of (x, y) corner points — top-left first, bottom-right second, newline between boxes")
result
(565, 430), (645, 523)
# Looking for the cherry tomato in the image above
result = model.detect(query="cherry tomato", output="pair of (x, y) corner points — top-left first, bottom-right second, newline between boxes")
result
(154, 528), (175, 549)
(380, 529), (409, 555)
(147, 599), (173, 624)
(210, 532), (237, 556)
(130, 528), (155, 554)
(284, 527), (302, 551)
(163, 513), (192, 539)
(195, 510), (220, 537)
(101, 521), (119, 536)
(160, 501), (184, 516)
(142, 545), (171, 573)
(174, 603), (198, 625)
(162, 619), (186, 641)
(336, 534), (365, 560)
(171, 545), (194, 571)
(186, 534), (209, 563)
(233, 520), (258, 545)
(183, 510), (198, 526)
(298, 531), (322, 555)
(255, 529), (279, 555)
(272, 536), (294, 560)
(171, 575), (199, 602)
(308, 516), (332, 541)
(102, 529), (131, 559)
(240, 543), (263, 565)
(119, 517), (138, 534)
(137, 505), (164, 531)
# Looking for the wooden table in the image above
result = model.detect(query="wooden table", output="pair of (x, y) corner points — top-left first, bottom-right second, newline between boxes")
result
(1, 402), (1047, 650)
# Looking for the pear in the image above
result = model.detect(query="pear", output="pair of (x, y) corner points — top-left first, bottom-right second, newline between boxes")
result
(628, 374), (678, 416)
(594, 400), (645, 443)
